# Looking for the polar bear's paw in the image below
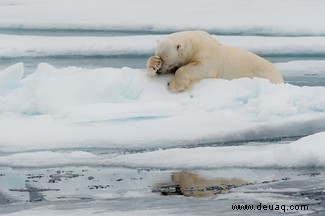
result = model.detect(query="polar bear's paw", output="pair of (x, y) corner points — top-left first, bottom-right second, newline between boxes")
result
(146, 56), (163, 76)
(168, 77), (190, 92)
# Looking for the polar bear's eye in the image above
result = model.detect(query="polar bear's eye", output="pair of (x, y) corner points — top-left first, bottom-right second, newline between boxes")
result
(176, 44), (180, 50)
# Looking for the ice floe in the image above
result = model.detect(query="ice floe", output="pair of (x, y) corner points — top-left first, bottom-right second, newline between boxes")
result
(1, 0), (325, 36)
(0, 63), (324, 162)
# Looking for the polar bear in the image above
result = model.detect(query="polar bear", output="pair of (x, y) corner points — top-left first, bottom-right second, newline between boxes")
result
(146, 31), (284, 92)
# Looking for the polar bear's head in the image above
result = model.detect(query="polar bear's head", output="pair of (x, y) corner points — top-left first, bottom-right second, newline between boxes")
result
(155, 36), (189, 74)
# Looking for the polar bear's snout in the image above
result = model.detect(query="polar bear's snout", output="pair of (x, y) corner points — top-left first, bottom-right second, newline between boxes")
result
(159, 62), (179, 75)
(156, 68), (163, 75)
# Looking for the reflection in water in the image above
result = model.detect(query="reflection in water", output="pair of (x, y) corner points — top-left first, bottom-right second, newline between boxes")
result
(153, 172), (250, 198)
(9, 184), (59, 202)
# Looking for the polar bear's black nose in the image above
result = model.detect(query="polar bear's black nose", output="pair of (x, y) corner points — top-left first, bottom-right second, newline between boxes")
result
(156, 69), (163, 75)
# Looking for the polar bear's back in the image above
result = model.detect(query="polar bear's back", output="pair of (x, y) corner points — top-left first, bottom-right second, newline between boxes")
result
(218, 45), (284, 84)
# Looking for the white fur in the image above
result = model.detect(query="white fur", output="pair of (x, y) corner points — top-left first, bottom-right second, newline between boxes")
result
(147, 31), (284, 92)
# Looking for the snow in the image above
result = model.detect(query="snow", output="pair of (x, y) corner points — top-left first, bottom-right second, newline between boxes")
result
(1, 132), (325, 169)
(0, 62), (324, 168)
(0, 34), (154, 57)
(106, 132), (325, 169)
(277, 60), (325, 77)
(0, 63), (324, 153)
(1, 34), (325, 58)
(0, 62), (24, 89)
(1, 0), (325, 36)
(0, 207), (172, 216)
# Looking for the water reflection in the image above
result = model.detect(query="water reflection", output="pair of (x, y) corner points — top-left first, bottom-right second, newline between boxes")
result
(153, 171), (250, 198)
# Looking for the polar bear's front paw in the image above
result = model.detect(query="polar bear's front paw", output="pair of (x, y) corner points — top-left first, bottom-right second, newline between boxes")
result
(168, 78), (188, 92)
(147, 56), (163, 76)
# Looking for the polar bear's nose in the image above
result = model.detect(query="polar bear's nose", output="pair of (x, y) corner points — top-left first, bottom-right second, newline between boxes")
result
(156, 69), (163, 75)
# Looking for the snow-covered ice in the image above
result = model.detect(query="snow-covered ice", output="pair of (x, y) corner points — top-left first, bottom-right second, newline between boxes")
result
(1, 0), (325, 36)
(1, 132), (325, 169)
(0, 63), (324, 154)
(0, 34), (155, 58)
(1, 34), (325, 58)
(0, 62), (324, 170)
(106, 132), (325, 169)
(0, 62), (24, 89)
